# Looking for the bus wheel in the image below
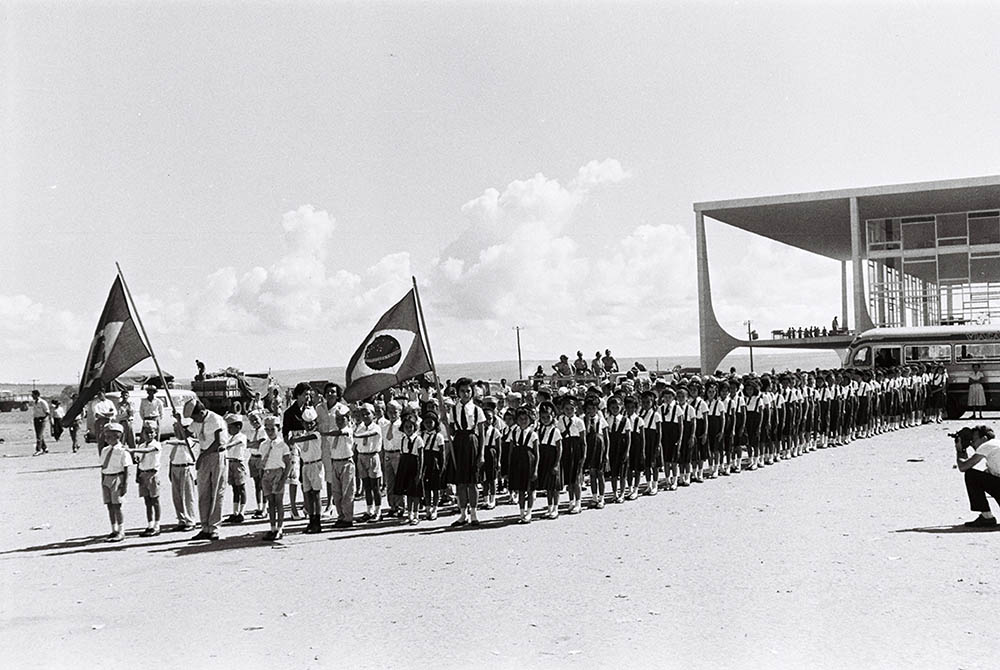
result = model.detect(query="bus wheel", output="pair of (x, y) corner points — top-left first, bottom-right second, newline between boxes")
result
(945, 397), (965, 421)
(231, 400), (243, 414)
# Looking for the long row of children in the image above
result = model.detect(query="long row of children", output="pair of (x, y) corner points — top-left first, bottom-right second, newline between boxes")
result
(97, 364), (945, 540)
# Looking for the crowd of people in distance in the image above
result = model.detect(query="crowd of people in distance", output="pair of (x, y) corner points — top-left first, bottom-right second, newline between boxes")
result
(91, 358), (952, 543)
(542, 349), (620, 378)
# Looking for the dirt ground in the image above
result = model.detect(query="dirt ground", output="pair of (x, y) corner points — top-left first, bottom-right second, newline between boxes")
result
(1, 410), (998, 670)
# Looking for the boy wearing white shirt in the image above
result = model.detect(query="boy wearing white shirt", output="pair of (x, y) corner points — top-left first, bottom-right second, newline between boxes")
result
(380, 401), (405, 518)
(99, 423), (130, 542)
(223, 414), (249, 524)
(289, 407), (324, 533)
(167, 426), (198, 532)
(260, 416), (293, 541)
(128, 421), (162, 537)
(321, 407), (355, 527)
(354, 404), (384, 522)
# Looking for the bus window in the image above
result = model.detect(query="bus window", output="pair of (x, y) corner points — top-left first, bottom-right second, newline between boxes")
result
(905, 344), (952, 363)
(850, 346), (871, 366)
(956, 343), (1000, 361)
(874, 346), (901, 368)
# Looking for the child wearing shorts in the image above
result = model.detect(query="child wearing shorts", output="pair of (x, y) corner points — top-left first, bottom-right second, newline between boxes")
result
(259, 416), (292, 541)
(247, 412), (266, 519)
(222, 413), (249, 524)
(129, 420), (162, 537)
(99, 422), (130, 542)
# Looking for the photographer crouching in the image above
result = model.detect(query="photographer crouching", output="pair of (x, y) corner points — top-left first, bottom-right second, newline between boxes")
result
(954, 425), (1000, 528)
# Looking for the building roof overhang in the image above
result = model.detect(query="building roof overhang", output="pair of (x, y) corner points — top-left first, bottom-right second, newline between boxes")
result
(694, 175), (1000, 261)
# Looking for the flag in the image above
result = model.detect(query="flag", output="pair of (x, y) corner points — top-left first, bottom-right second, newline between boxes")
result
(62, 276), (151, 424)
(343, 289), (432, 402)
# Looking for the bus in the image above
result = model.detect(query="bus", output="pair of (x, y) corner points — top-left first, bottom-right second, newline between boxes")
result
(844, 325), (1000, 420)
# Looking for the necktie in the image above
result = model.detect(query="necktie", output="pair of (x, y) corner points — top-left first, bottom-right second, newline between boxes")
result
(387, 421), (394, 441)
(460, 406), (468, 430)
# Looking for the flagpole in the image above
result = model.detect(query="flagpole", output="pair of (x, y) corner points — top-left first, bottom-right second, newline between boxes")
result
(115, 263), (178, 421)
(411, 276), (454, 461)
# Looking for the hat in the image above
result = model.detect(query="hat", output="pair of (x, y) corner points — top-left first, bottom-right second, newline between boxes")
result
(507, 391), (522, 400)
(183, 399), (204, 419)
(145, 384), (157, 392)
(263, 415), (279, 425)
(142, 419), (159, 432)
(334, 405), (351, 417)
(557, 387), (570, 396)
(361, 403), (375, 414)
(104, 422), (124, 433)
(301, 407), (318, 422)
(224, 413), (244, 426)
(387, 400), (401, 410)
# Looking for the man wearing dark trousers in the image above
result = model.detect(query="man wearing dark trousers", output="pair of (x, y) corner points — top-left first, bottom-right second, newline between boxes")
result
(957, 425), (1000, 528)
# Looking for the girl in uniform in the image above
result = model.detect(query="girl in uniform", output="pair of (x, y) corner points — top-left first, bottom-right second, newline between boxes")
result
(394, 412), (425, 525)
(690, 382), (709, 481)
(705, 382), (726, 478)
(448, 378), (486, 527)
(481, 397), (502, 510)
(625, 394), (644, 500)
(744, 381), (763, 469)
(583, 397), (608, 509)
(606, 395), (631, 502)
(420, 412), (445, 521)
(729, 379), (746, 473)
(676, 385), (697, 485)
(500, 408), (517, 504)
(659, 387), (681, 490)
(247, 411), (266, 519)
(558, 395), (587, 514)
(638, 390), (661, 494)
(534, 401), (562, 519)
(509, 406), (539, 523)
(759, 376), (775, 465)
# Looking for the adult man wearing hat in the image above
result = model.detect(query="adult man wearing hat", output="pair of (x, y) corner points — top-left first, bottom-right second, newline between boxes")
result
(178, 400), (228, 540)
(140, 385), (165, 434)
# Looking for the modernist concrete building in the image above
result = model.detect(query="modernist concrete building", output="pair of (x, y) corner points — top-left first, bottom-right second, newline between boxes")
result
(694, 175), (1000, 374)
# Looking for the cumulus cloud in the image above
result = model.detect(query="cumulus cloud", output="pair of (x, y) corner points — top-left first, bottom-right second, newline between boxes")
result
(0, 293), (88, 378)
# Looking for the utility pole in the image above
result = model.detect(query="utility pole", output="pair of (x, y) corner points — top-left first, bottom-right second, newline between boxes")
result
(512, 326), (524, 379)
(31, 378), (38, 391)
(743, 320), (754, 373)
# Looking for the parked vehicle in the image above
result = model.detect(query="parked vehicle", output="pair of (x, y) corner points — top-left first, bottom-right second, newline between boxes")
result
(0, 390), (31, 413)
(85, 387), (199, 441)
(844, 324), (1000, 419)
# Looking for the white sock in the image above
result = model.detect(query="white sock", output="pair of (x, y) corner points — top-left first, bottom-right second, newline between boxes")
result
(982, 511), (995, 519)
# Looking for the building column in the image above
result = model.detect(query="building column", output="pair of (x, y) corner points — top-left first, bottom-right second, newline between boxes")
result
(850, 196), (875, 332)
(841, 260), (849, 330)
(696, 212), (741, 374)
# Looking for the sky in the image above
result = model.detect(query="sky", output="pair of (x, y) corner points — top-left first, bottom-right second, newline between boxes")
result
(3, 1), (1000, 382)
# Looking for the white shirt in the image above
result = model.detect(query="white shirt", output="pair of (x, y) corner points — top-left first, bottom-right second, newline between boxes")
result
(140, 397), (165, 421)
(93, 398), (116, 420)
(422, 430), (445, 452)
(168, 439), (196, 465)
(261, 437), (291, 470)
(354, 422), (382, 454)
(99, 443), (130, 474)
(137, 440), (161, 470)
(329, 426), (354, 460)
(451, 401), (486, 431)
(380, 418), (403, 452)
(400, 433), (424, 455)
(975, 442), (1000, 476)
(297, 431), (323, 462)
(194, 411), (227, 454)
(225, 432), (247, 460)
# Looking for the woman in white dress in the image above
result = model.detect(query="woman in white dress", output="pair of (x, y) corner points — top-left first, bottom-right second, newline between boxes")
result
(968, 363), (987, 419)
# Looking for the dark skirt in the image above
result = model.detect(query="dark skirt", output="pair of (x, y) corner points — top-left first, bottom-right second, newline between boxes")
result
(608, 432), (629, 478)
(499, 438), (512, 478)
(482, 442), (498, 483)
(628, 431), (645, 473)
(707, 416), (724, 454)
(509, 444), (537, 491)
(534, 443), (560, 492)
(643, 428), (660, 470)
(423, 450), (444, 490)
(394, 452), (424, 497)
(661, 424), (680, 463)
(585, 432), (606, 471)
(560, 436), (585, 486)
(448, 431), (480, 485)
(746, 411), (761, 450)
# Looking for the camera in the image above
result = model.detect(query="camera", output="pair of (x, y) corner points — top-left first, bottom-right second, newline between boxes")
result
(949, 427), (975, 450)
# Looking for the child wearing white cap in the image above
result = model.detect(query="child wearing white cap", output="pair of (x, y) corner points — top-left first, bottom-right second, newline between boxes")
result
(260, 415), (293, 541)
(223, 413), (249, 524)
(288, 406), (324, 533)
(128, 420), (162, 536)
(99, 422), (130, 542)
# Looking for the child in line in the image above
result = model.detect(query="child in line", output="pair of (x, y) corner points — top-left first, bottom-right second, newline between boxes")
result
(481, 397), (502, 509)
(625, 395), (644, 500)
(260, 416), (292, 541)
(223, 413), (249, 524)
(246, 412), (266, 519)
(99, 422), (130, 542)
(449, 377), (487, 527)
(500, 408), (517, 504)
(510, 406), (539, 523)
(606, 395), (631, 502)
(659, 387), (681, 490)
(558, 395), (587, 513)
(394, 412), (425, 525)
(535, 401), (561, 519)
(167, 419), (198, 531)
(289, 407), (323, 533)
(129, 420), (162, 537)
(639, 390), (661, 494)
(354, 404), (384, 523)
(584, 397), (608, 509)
(421, 412), (445, 520)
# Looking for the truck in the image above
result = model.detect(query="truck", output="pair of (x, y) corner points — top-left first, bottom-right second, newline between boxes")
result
(0, 390), (31, 412)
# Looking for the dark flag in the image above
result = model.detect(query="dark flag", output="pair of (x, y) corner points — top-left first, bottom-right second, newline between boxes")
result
(343, 289), (432, 402)
(62, 276), (151, 424)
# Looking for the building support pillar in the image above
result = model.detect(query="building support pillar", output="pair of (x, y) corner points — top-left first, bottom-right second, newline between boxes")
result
(841, 260), (849, 330)
(696, 212), (742, 374)
(850, 196), (875, 333)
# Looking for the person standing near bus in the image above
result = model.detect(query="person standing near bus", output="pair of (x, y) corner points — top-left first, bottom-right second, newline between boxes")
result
(31, 390), (49, 456)
(968, 363), (987, 420)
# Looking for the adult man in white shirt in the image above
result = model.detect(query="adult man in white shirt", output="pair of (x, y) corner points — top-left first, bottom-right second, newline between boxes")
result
(91, 390), (117, 453)
(31, 390), (50, 456)
(140, 385), (165, 434)
(315, 382), (348, 516)
(178, 400), (227, 540)
(957, 425), (1000, 527)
